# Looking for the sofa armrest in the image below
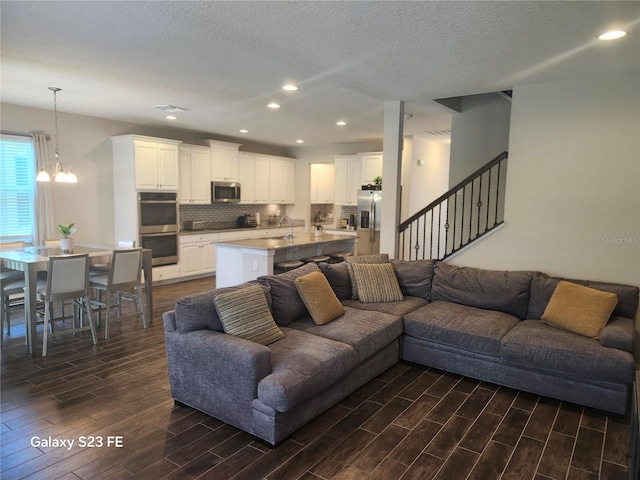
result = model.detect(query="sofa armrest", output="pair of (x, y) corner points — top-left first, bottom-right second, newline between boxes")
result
(600, 317), (635, 353)
(163, 310), (177, 332)
(164, 328), (271, 429)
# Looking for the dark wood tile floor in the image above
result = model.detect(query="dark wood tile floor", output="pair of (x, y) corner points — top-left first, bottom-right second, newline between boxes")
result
(1, 278), (632, 479)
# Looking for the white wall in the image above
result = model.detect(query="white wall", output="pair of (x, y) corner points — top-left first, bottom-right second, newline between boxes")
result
(451, 73), (640, 352)
(449, 93), (511, 187)
(402, 135), (450, 220)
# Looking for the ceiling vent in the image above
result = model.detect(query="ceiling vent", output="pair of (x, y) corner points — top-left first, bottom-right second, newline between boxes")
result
(154, 105), (190, 113)
(426, 129), (451, 136)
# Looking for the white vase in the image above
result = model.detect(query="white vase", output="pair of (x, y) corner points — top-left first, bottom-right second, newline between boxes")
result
(60, 238), (74, 253)
(314, 230), (322, 238)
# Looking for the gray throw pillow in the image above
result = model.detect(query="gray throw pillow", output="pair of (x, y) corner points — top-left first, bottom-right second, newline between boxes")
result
(258, 262), (320, 326)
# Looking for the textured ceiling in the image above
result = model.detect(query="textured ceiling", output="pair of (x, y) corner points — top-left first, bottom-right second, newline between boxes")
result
(1, 1), (638, 146)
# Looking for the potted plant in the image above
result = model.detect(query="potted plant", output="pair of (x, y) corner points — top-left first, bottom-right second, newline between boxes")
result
(57, 223), (76, 252)
(313, 223), (323, 237)
(373, 176), (382, 190)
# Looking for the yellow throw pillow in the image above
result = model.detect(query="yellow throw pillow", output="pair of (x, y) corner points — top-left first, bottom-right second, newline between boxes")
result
(214, 283), (285, 345)
(294, 271), (346, 325)
(351, 262), (404, 304)
(542, 281), (618, 339)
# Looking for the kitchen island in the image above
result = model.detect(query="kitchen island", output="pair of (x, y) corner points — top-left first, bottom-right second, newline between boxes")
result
(215, 233), (358, 287)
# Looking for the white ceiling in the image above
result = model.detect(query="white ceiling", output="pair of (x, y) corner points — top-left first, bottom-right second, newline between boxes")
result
(1, 1), (638, 147)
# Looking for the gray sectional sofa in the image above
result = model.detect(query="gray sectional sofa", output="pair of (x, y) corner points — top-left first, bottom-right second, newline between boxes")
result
(163, 259), (638, 445)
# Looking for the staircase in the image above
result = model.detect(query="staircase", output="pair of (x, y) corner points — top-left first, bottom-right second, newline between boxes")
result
(398, 151), (508, 261)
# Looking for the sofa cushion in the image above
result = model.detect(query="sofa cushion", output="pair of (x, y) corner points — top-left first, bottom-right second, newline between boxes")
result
(527, 272), (639, 320)
(351, 262), (404, 303)
(214, 284), (285, 346)
(288, 307), (403, 363)
(501, 320), (635, 384)
(391, 259), (435, 300)
(257, 328), (358, 412)
(542, 281), (618, 339)
(174, 281), (271, 334)
(294, 271), (345, 325)
(342, 296), (428, 317)
(431, 263), (533, 319)
(318, 262), (352, 300)
(257, 262), (320, 326)
(345, 253), (390, 299)
(403, 301), (520, 357)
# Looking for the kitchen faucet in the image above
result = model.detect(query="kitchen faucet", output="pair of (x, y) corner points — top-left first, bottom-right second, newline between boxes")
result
(278, 215), (294, 239)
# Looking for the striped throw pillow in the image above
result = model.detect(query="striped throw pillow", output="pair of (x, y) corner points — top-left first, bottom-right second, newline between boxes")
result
(351, 262), (404, 304)
(214, 284), (285, 345)
(345, 253), (390, 300)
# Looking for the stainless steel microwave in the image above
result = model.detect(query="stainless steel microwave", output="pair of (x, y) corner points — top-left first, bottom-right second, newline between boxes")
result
(211, 181), (241, 203)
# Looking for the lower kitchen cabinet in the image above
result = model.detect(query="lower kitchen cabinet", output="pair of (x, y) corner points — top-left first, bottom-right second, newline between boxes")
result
(179, 233), (218, 277)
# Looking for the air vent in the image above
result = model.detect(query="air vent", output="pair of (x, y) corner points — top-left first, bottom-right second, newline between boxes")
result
(154, 105), (190, 113)
(426, 129), (451, 136)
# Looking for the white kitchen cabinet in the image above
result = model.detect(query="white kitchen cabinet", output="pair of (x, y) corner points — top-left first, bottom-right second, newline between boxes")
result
(151, 265), (181, 283)
(179, 233), (218, 277)
(361, 152), (383, 184)
(333, 155), (362, 206)
(112, 135), (181, 191)
(179, 144), (211, 204)
(310, 163), (335, 204)
(269, 156), (295, 204)
(238, 153), (270, 204)
(208, 140), (241, 182)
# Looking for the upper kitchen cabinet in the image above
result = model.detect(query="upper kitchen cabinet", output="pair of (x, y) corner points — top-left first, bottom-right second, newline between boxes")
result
(111, 135), (182, 191)
(333, 155), (362, 206)
(361, 152), (383, 184)
(269, 156), (295, 204)
(310, 163), (335, 204)
(179, 144), (211, 204)
(208, 140), (241, 182)
(238, 153), (270, 204)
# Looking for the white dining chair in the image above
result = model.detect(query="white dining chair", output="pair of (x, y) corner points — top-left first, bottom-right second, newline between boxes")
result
(89, 248), (146, 339)
(1, 241), (26, 337)
(36, 254), (97, 356)
(89, 240), (136, 276)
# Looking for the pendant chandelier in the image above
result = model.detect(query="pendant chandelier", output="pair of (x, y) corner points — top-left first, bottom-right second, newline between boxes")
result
(36, 87), (78, 183)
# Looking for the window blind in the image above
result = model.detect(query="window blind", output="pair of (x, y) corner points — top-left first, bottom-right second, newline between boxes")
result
(0, 135), (35, 243)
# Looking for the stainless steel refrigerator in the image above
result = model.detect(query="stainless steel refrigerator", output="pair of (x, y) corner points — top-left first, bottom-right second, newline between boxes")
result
(357, 190), (382, 255)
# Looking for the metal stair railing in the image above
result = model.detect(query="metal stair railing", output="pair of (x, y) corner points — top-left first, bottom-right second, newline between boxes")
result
(399, 151), (508, 260)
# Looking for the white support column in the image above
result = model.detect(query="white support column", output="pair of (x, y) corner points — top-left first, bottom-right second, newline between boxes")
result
(380, 101), (404, 258)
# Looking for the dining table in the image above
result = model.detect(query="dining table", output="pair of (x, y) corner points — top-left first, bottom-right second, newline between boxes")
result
(0, 243), (153, 356)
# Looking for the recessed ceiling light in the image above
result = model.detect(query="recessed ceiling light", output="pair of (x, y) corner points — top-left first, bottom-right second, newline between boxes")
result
(267, 103), (281, 109)
(296, 139), (304, 144)
(599, 30), (626, 40)
(336, 121), (347, 126)
(239, 129), (249, 133)
(283, 84), (298, 91)
(165, 115), (178, 120)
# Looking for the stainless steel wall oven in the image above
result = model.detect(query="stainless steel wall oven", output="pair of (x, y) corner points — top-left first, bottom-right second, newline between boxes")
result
(138, 192), (179, 234)
(138, 192), (179, 266)
(139, 231), (178, 266)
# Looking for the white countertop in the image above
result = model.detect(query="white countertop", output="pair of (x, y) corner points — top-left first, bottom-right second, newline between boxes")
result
(215, 233), (357, 250)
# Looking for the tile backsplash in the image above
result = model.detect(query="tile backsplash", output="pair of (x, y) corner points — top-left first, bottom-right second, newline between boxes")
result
(180, 203), (287, 228)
